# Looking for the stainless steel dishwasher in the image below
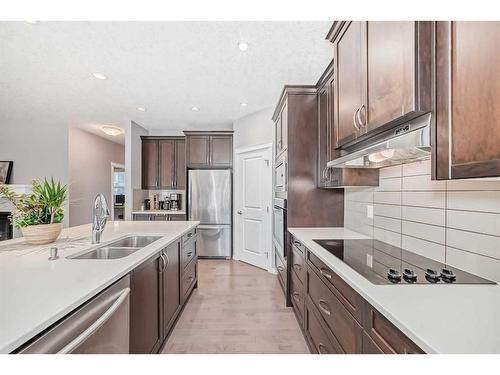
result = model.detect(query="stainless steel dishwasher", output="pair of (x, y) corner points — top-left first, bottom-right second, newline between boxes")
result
(18, 275), (130, 354)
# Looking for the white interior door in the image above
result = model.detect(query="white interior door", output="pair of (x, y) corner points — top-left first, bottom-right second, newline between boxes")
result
(234, 144), (272, 270)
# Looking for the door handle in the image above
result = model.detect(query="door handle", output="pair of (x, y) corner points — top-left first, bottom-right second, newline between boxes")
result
(319, 268), (332, 280)
(353, 107), (361, 130)
(293, 263), (302, 271)
(57, 288), (130, 354)
(237, 210), (243, 215)
(317, 343), (328, 354)
(318, 299), (331, 316)
(357, 104), (366, 128)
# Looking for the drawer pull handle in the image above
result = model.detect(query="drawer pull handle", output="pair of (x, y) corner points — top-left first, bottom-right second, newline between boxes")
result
(187, 252), (193, 257)
(318, 299), (331, 316)
(277, 266), (284, 272)
(317, 343), (328, 354)
(319, 268), (332, 280)
(187, 232), (193, 238)
(293, 263), (302, 271)
(292, 292), (301, 301)
(294, 241), (301, 247)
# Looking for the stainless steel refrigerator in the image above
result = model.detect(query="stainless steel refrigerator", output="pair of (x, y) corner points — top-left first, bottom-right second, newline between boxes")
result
(188, 169), (232, 258)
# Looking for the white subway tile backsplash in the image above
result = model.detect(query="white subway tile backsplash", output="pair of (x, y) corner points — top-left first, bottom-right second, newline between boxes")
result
(446, 229), (500, 260)
(402, 159), (431, 177)
(374, 215), (401, 233)
(401, 235), (446, 263)
(374, 227), (401, 247)
(344, 159), (500, 282)
(374, 203), (401, 219)
(402, 174), (446, 191)
(374, 191), (401, 205)
(446, 247), (500, 283)
(447, 191), (500, 213)
(379, 165), (402, 179)
(447, 210), (500, 237)
(402, 220), (445, 245)
(402, 191), (445, 209)
(402, 206), (445, 226)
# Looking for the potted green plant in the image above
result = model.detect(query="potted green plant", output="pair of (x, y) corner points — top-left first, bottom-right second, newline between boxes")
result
(0, 178), (67, 245)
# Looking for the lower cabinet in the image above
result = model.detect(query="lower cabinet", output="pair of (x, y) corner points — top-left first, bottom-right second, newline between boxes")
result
(130, 231), (198, 354)
(290, 235), (424, 354)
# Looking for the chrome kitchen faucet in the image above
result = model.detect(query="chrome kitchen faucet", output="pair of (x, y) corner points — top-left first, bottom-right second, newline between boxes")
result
(92, 193), (110, 244)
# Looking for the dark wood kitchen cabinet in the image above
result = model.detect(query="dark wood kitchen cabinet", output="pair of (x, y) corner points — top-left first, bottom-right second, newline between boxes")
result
(328, 21), (432, 148)
(130, 252), (162, 354)
(161, 240), (181, 335)
(141, 137), (186, 189)
(184, 132), (233, 168)
(434, 21), (500, 179)
(274, 102), (288, 160)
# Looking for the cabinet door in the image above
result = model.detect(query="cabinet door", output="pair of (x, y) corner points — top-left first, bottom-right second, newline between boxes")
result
(169, 214), (186, 221)
(210, 135), (232, 167)
(334, 21), (367, 147)
(317, 83), (330, 186)
(274, 113), (282, 159)
(130, 253), (162, 354)
(366, 22), (416, 131)
(187, 136), (210, 167)
(281, 103), (288, 153)
(162, 241), (181, 336)
(142, 139), (159, 189)
(159, 139), (175, 189)
(175, 139), (186, 189)
(435, 21), (500, 179)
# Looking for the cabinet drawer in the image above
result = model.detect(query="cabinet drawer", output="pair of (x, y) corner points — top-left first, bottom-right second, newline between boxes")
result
(182, 236), (197, 269)
(182, 228), (196, 245)
(362, 331), (385, 354)
(307, 250), (361, 321)
(307, 266), (362, 353)
(275, 251), (287, 293)
(291, 237), (306, 254)
(363, 305), (424, 354)
(290, 244), (306, 285)
(182, 257), (197, 298)
(290, 268), (304, 324)
(305, 298), (343, 354)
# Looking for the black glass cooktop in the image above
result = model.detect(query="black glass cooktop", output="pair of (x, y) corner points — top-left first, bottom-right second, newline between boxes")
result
(313, 239), (495, 285)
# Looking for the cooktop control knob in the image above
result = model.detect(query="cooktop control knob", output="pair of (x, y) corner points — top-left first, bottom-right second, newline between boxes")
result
(425, 268), (440, 283)
(440, 268), (457, 282)
(403, 268), (417, 283)
(387, 268), (402, 283)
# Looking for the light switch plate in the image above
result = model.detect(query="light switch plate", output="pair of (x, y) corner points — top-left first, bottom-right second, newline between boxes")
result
(367, 205), (374, 219)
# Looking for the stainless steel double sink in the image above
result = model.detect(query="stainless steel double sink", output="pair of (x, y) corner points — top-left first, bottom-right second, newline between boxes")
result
(68, 236), (162, 260)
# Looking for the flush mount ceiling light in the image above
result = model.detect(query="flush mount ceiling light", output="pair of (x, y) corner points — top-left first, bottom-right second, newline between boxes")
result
(101, 125), (123, 136)
(238, 41), (249, 51)
(92, 72), (108, 80)
(25, 20), (39, 25)
(191, 106), (200, 112)
(240, 102), (248, 107)
(137, 107), (146, 112)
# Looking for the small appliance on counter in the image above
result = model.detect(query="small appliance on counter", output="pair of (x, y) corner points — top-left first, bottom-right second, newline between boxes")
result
(144, 199), (151, 210)
(169, 193), (180, 211)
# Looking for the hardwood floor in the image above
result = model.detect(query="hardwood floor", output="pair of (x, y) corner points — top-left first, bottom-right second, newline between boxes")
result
(162, 259), (309, 354)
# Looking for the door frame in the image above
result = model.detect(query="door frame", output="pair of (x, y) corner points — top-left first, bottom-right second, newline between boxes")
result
(111, 162), (126, 221)
(233, 143), (273, 272)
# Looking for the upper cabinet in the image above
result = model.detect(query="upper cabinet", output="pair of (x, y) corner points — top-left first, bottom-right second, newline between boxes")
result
(329, 21), (432, 149)
(141, 137), (186, 189)
(185, 132), (233, 168)
(435, 21), (500, 179)
(274, 102), (288, 160)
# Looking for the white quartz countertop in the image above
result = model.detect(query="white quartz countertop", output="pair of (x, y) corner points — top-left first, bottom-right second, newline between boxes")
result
(0, 220), (199, 353)
(132, 210), (186, 215)
(288, 227), (500, 354)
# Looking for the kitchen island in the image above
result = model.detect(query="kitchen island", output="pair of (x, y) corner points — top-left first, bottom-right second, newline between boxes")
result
(0, 220), (199, 353)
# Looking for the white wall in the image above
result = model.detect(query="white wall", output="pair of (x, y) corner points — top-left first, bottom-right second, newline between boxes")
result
(344, 159), (500, 283)
(68, 128), (125, 227)
(125, 121), (149, 220)
(233, 107), (274, 149)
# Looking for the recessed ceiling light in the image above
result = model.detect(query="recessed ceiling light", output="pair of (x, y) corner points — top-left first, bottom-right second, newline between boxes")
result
(240, 102), (248, 107)
(25, 21), (39, 25)
(137, 107), (146, 112)
(92, 72), (107, 80)
(238, 41), (249, 51)
(191, 106), (200, 112)
(101, 125), (123, 136)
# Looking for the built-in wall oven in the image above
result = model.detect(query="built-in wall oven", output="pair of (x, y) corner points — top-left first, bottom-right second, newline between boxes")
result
(272, 198), (287, 261)
(274, 154), (287, 199)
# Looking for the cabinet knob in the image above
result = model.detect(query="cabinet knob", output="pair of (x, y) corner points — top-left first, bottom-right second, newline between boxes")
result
(237, 210), (243, 215)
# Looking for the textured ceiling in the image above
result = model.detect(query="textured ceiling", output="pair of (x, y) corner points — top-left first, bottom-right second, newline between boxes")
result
(0, 21), (332, 143)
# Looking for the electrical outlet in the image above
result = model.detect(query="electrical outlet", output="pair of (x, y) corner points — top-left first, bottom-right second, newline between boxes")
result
(367, 205), (373, 219)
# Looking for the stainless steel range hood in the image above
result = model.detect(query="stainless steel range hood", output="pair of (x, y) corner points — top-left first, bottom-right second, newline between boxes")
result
(327, 113), (432, 169)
